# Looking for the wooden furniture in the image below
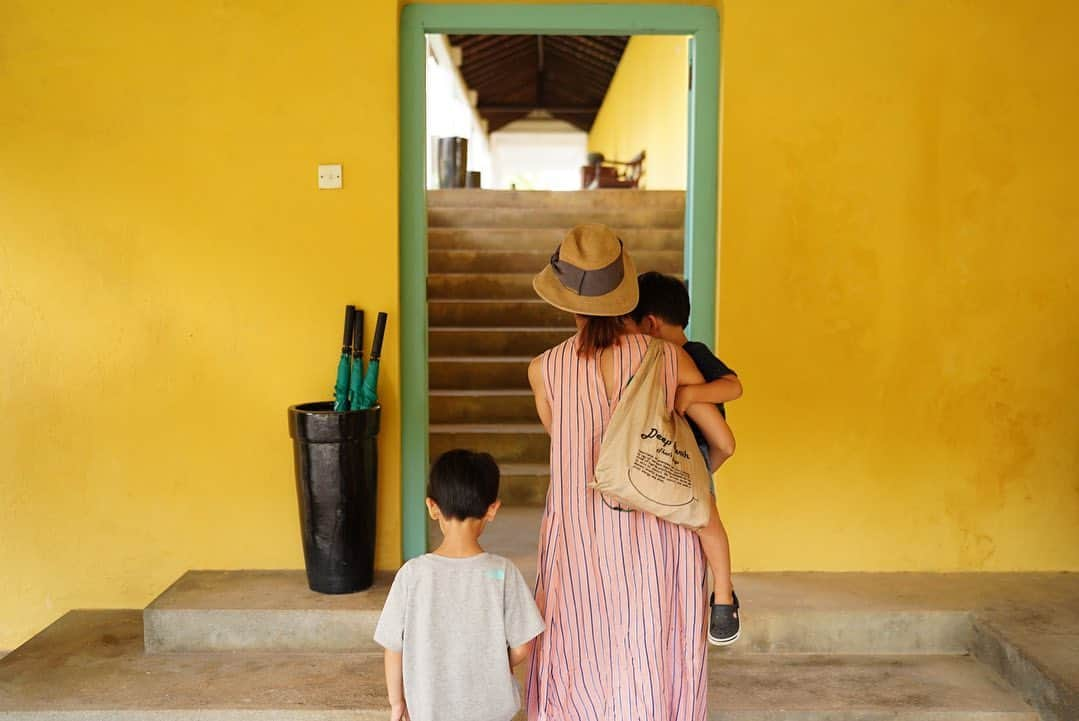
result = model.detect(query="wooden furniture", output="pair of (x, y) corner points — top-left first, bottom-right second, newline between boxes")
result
(581, 150), (645, 189)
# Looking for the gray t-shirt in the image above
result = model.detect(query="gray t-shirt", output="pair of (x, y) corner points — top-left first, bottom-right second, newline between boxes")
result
(373, 552), (545, 721)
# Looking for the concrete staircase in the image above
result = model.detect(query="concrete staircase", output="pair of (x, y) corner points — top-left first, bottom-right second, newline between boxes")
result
(427, 189), (686, 508)
(3, 569), (1074, 720)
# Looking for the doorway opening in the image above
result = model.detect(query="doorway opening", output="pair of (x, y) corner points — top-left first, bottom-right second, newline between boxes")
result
(399, 4), (720, 561)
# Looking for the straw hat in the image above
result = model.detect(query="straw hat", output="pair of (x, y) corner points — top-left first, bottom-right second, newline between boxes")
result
(533, 224), (639, 317)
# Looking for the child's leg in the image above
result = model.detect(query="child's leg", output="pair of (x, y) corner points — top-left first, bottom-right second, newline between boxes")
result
(697, 501), (733, 604)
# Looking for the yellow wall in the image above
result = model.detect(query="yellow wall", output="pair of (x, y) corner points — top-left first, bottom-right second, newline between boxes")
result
(3, 0), (1078, 649)
(588, 36), (690, 189)
(1, 1), (400, 649)
(717, 0), (1079, 572)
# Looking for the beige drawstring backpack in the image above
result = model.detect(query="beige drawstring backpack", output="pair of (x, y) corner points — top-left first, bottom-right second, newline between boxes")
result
(592, 339), (713, 529)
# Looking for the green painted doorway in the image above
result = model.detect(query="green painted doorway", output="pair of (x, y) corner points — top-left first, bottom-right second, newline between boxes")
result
(399, 3), (721, 559)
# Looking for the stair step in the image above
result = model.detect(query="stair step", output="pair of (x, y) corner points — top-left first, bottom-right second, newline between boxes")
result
(427, 188), (685, 211)
(429, 226), (684, 251)
(143, 570), (390, 653)
(430, 248), (682, 273)
(429, 300), (570, 328)
(499, 463), (550, 507)
(428, 206), (684, 229)
(706, 654), (1037, 720)
(430, 389), (537, 424)
(0, 612), (1037, 720)
(428, 273), (537, 300)
(720, 609), (973, 655)
(127, 570), (1066, 659)
(429, 357), (531, 390)
(0, 610), (390, 717)
(430, 423), (549, 465)
(430, 327), (574, 356)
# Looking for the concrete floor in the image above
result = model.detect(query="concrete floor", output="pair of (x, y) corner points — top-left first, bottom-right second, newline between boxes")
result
(0, 611), (1039, 720)
(0, 505), (1073, 719)
(0, 611), (387, 719)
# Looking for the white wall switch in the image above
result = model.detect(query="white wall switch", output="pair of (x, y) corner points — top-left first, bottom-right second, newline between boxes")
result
(318, 164), (342, 189)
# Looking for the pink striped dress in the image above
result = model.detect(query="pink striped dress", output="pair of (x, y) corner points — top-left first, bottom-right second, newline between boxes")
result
(525, 332), (708, 721)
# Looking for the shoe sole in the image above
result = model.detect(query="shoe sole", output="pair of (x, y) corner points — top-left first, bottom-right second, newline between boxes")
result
(708, 629), (740, 646)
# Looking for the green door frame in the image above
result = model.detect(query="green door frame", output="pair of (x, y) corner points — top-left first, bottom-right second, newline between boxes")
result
(399, 3), (720, 560)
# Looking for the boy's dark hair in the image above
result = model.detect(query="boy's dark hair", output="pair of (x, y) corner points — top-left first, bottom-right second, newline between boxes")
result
(427, 449), (500, 520)
(631, 271), (690, 328)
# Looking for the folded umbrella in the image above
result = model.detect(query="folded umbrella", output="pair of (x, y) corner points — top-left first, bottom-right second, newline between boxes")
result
(357, 312), (387, 409)
(333, 305), (355, 412)
(348, 309), (366, 411)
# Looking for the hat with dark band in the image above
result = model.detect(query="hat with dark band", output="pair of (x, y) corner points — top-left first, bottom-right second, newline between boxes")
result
(532, 224), (638, 317)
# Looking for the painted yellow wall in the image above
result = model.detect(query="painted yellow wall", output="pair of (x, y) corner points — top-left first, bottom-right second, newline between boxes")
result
(588, 36), (690, 189)
(716, 0), (1079, 571)
(3, 0), (1078, 649)
(1, 1), (400, 649)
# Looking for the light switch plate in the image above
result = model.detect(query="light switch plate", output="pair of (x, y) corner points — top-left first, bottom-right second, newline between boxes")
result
(318, 164), (342, 189)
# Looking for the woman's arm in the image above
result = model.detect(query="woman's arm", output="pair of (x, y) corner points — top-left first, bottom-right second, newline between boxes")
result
(528, 356), (552, 435)
(675, 346), (736, 464)
(384, 648), (408, 720)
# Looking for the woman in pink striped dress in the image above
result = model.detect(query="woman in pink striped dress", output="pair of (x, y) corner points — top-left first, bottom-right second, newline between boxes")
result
(524, 224), (730, 721)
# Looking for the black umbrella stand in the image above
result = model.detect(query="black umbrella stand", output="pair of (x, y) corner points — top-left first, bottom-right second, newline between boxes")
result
(288, 401), (380, 593)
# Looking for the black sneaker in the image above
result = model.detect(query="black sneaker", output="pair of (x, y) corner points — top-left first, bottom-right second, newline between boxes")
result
(708, 590), (740, 646)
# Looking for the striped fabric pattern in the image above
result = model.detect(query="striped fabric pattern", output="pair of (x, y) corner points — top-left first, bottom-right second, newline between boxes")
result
(525, 332), (708, 721)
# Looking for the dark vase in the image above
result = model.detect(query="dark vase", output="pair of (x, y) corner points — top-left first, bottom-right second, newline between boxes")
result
(288, 401), (380, 593)
(437, 136), (468, 188)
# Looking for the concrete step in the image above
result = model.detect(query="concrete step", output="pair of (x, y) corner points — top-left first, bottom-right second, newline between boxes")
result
(427, 188), (685, 211)
(429, 357), (531, 391)
(428, 273), (536, 300)
(0, 612), (1038, 721)
(706, 653), (1037, 720)
(143, 570), (390, 653)
(971, 613), (1079, 721)
(429, 300), (571, 328)
(429, 248), (682, 273)
(720, 608), (973, 655)
(429, 327), (574, 356)
(143, 569), (976, 657)
(430, 389), (537, 424)
(0, 610), (389, 718)
(429, 423), (549, 465)
(428, 206), (684, 229)
(429, 226), (684, 251)
(499, 463), (550, 507)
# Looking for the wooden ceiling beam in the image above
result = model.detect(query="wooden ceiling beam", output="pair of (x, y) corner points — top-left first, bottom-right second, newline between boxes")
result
(478, 105), (600, 114)
(464, 39), (534, 71)
(545, 37), (622, 72)
(572, 35), (629, 62)
(466, 55), (536, 88)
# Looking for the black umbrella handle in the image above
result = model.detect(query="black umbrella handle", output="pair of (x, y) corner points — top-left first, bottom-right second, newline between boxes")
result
(352, 309), (365, 357)
(370, 312), (388, 361)
(341, 305), (356, 352)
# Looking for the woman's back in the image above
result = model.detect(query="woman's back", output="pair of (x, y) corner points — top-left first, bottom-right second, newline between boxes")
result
(526, 331), (708, 721)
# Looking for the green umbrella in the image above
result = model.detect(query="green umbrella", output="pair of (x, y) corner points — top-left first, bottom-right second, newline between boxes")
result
(332, 305), (355, 412)
(348, 309), (365, 410)
(357, 312), (387, 409)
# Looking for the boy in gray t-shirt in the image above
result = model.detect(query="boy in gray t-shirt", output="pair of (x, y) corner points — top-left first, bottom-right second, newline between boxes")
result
(374, 450), (544, 721)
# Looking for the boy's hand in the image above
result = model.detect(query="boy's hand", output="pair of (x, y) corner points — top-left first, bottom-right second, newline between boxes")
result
(674, 385), (697, 416)
(390, 701), (409, 721)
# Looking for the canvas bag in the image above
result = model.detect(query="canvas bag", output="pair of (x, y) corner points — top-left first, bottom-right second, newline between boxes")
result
(592, 338), (713, 529)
